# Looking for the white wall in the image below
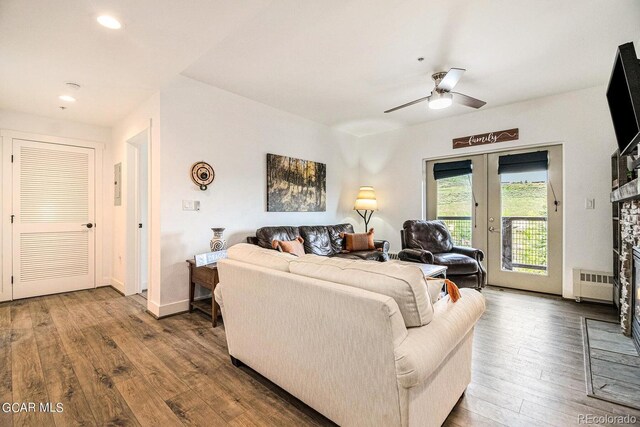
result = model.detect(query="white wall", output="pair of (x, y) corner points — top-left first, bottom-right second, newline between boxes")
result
(157, 76), (359, 310)
(0, 109), (111, 142)
(357, 86), (617, 298)
(111, 94), (161, 310)
(0, 83), (618, 306)
(0, 109), (112, 301)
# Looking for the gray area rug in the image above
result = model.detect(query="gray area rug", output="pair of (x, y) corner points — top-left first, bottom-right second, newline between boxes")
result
(582, 318), (640, 410)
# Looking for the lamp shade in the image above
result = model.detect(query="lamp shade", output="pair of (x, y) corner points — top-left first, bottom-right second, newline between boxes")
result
(354, 186), (378, 210)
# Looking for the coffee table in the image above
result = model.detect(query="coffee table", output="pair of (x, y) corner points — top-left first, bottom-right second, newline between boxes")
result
(393, 261), (448, 294)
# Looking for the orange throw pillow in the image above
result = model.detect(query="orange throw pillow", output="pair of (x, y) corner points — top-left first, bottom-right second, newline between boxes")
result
(272, 237), (306, 257)
(445, 279), (462, 303)
(340, 228), (376, 252)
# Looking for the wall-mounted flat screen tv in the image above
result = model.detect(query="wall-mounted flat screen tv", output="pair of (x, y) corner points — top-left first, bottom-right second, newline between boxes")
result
(607, 42), (640, 156)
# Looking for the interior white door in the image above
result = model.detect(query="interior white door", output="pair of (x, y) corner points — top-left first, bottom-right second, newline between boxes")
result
(12, 139), (95, 299)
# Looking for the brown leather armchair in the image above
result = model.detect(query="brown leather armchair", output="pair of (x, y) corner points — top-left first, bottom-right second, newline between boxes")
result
(398, 220), (486, 290)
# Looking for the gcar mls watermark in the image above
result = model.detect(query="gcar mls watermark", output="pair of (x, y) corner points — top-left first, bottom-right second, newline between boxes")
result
(578, 414), (637, 425)
(2, 402), (64, 413)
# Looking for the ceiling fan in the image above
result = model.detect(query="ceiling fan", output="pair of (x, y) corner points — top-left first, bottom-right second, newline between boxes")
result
(384, 68), (486, 113)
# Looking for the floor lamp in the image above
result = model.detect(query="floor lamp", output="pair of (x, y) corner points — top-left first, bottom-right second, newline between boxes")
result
(354, 186), (378, 232)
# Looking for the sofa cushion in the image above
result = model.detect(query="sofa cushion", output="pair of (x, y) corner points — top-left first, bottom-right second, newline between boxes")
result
(333, 251), (389, 262)
(403, 220), (453, 253)
(290, 255), (433, 327)
(227, 243), (295, 272)
(432, 253), (479, 275)
(299, 226), (334, 256)
(256, 226), (300, 250)
(326, 223), (354, 254)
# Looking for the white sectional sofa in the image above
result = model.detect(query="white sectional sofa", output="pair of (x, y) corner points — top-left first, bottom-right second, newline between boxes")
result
(214, 243), (486, 427)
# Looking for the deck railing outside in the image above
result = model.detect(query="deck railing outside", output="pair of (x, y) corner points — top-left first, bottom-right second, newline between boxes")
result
(502, 216), (547, 273)
(437, 216), (472, 247)
(437, 215), (547, 273)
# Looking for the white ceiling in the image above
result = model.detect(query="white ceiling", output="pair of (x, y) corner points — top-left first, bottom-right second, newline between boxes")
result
(2, 1), (640, 136)
(0, 0), (271, 126)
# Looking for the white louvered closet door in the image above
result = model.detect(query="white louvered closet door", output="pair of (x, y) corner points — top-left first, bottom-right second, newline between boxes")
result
(12, 139), (95, 299)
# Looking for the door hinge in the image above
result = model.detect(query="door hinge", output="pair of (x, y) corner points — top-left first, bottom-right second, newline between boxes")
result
(10, 215), (14, 224)
(10, 154), (13, 163)
(11, 276), (13, 284)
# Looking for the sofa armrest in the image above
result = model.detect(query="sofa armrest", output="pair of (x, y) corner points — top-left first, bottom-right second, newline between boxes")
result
(451, 246), (484, 262)
(398, 248), (434, 264)
(374, 239), (390, 253)
(394, 288), (486, 389)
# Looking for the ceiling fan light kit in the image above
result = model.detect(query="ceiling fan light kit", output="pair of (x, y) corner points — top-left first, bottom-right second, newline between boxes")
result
(428, 91), (452, 109)
(385, 68), (486, 113)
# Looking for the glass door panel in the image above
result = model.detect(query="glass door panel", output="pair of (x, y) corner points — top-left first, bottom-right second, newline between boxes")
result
(426, 155), (487, 255)
(436, 174), (473, 246)
(500, 170), (548, 275)
(487, 145), (563, 294)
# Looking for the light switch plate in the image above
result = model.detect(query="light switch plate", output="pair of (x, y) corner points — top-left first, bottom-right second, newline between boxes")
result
(183, 200), (198, 211)
(585, 198), (595, 210)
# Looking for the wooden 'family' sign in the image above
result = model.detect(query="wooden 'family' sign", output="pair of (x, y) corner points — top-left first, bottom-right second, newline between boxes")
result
(452, 128), (519, 149)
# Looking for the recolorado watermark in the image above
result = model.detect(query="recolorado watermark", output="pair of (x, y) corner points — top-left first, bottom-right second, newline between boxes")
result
(578, 414), (637, 424)
(2, 402), (64, 414)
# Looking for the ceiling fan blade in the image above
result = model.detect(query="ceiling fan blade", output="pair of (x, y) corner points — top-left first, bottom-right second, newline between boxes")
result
(452, 92), (486, 109)
(436, 68), (465, 91)
(384, 96), (429, 113)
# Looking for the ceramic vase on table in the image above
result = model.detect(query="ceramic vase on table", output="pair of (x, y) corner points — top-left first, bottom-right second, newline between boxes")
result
(210, 228), (227, 252)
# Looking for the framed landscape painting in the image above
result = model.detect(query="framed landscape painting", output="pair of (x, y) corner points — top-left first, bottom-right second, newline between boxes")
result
(267, 153), (326, 212)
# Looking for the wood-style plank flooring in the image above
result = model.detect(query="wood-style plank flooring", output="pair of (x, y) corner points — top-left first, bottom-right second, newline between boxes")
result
(1, 286), (639, 426)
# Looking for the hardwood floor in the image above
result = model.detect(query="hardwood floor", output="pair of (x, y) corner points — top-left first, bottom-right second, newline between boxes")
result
(1, 286), (639, 426)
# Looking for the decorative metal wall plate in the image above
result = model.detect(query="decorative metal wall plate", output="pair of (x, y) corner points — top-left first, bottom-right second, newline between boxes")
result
(191, 161), (215, 190)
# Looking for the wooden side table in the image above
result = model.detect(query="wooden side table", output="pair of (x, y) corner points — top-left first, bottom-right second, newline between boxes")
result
(186, 259), (221, 327)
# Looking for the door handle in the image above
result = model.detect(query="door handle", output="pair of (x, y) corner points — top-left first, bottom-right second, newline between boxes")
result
(82, 223), (94, 229)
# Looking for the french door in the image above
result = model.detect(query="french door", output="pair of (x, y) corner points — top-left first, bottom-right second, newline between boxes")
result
(426, 145), (563, 294)
(487, 145), (562, 293)
(12, 139), (95, 299)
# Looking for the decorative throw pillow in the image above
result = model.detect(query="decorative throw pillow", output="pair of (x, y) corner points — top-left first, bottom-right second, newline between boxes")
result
(426, 278), (445, 303)
(340, 228), (376, 252)
(272, 237), (306, 257)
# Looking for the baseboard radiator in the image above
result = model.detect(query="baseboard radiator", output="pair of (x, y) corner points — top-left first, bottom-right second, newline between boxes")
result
(388, 252), (400, 260)
(573, 268), (614, 303)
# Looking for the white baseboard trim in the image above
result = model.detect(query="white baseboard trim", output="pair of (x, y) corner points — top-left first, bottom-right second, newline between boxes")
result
(147, 298), (190, 318)
(108, 277), (125, 294)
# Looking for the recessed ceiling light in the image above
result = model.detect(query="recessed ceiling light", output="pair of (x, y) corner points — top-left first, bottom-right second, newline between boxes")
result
(97, 15), (122, 29)
(59, 95), (76, 102)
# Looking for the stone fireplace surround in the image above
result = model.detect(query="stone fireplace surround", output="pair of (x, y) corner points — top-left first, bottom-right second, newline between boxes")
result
(620, 200), (639, 337)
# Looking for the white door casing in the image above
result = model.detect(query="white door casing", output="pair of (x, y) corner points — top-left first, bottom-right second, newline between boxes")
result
(9, 137), (97, 299)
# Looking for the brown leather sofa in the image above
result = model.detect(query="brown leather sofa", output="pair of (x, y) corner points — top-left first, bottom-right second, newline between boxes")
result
(247, 224), (390, 261)
(398, 220), (486, 289)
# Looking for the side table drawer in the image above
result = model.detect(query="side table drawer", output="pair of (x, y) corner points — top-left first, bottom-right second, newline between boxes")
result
(192, 266), (218, 288)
